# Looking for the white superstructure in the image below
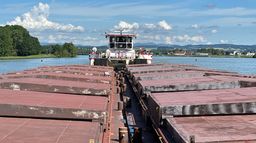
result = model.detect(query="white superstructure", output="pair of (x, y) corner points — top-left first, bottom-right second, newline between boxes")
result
(89, 32), (152, 66)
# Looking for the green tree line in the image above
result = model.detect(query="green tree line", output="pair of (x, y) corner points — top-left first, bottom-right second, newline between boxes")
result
(41, 43), (77, 57)
(196, 48), (225, 55)
(0, 25), (41, 56)
(0, 25), (78, 57)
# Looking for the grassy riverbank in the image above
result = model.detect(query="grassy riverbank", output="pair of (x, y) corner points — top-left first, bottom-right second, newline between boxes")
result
(0, 54), (56, 60)
(209, 55), (253, 58)
(162, 54), (254, 58)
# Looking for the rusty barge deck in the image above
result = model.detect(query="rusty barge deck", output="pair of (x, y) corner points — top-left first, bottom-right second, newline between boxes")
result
(0, 63), (256, 143)
(0, 65), (125, 143)
(125, 63), (256, 143)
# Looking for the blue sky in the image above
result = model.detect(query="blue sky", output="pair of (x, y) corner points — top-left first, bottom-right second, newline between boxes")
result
(1, 0), (256, 45)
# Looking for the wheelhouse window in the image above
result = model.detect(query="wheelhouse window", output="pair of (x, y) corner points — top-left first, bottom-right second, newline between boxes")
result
(127, 37), (132, 42)
(127, 43), (132, 48)
(110, 37), (115, 43)
(108, 35), (134, 49)
(110, 43), (115, 48)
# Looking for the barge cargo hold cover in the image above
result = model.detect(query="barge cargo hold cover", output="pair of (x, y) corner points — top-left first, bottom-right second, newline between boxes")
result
(1, 63), (256, 143)
(0, 65), (125, 143)
(125, 63), (256, 143)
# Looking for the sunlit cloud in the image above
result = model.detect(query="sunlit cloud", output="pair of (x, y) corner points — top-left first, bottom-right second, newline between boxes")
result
(158, 20), (172, 30)
(165, 36), (172, 44)
(173, 35), (205, 43)
(211, 29), (218, 33)
(7, 2), (84, 32)
(220, 39), (228, 44)
(114, 21), (139, 32)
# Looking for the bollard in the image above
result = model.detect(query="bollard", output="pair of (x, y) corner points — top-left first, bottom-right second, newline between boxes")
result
(132, 127), (142, 143)
(116, 80), (120, 86)
(119, 83), (126, 97)
(119, 127), (128, 143)
(120, 86), (124, 95)
(120, 77), (125, 84)
(120, 73), (124, 79)
(118, 101), (123, 111)
(189, 135), (195, 143)
(116, 87), (120, 94)
(123, 84), (127, 92)
(124, 97), (131, 108)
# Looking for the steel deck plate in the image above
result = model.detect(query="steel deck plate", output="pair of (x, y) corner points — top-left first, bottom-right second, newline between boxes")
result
(166, 115), (256, 143)
(0, 117), (102, 143)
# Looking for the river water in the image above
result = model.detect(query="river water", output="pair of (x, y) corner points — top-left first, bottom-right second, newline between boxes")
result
(0, 55), (255, 75)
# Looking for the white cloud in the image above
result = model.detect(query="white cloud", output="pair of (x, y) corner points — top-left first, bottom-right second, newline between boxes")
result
(158, 20), (172, 30)
(114, 20), (172, 33)
(144, 23), (157, 29)
(48, 35), (57, 43)
(220, 40), (228, 44)
(165, 36), (172, 44)
(45, 33), (106, 45)
(174, 35), (190, 42)
(174, 35), (205, 43)
(114, 21), (139, 32)
(191, 24), (199, 29)
(190, 24), (219, 32)
(190, 36), (204, 42)
(141, 35), (161, 41)
(7, 2), (84, 32)
(211, 29), (217, 33)
(47, 34), (75, 44)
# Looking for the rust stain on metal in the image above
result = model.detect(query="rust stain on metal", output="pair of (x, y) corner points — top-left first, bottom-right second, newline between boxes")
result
(126, 63), (256, 142)
(166, 115), (256, 142)
(0, 65), (122, 143)
(0, 117), (102, 143)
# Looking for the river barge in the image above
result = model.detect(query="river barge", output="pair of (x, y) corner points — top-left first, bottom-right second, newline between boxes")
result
(89, 32), (152, 69)
(125, 63), (256, 143)
(0, 63), (256, 142)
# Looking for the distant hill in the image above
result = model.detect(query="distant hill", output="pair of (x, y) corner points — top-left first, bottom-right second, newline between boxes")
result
(45, 43), (256, 52)
(135, 43), (256, 52)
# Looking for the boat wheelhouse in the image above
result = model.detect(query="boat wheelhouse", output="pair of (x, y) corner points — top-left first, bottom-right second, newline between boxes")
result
(89, 32), (152, 68)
